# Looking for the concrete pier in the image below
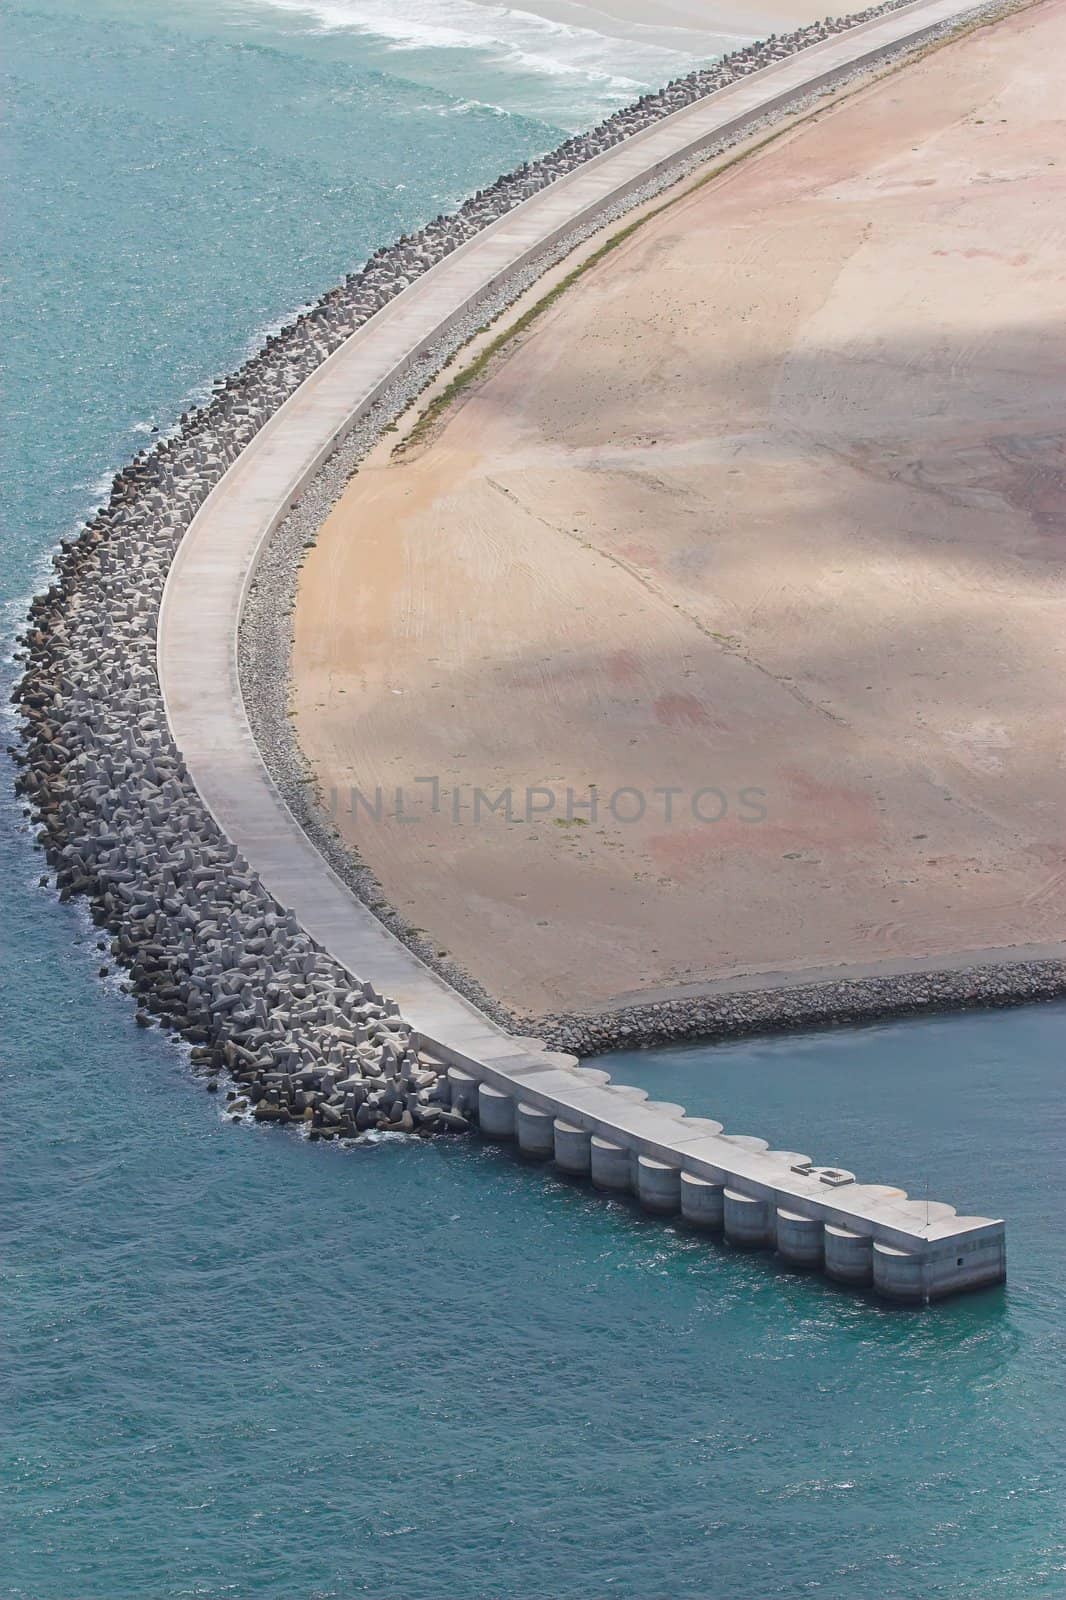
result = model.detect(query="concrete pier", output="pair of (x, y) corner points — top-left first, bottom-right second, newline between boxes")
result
(423, 1043), (1005, 1301)
(681, 1118), (725, 1139)
(143, 0), (1006, 1306)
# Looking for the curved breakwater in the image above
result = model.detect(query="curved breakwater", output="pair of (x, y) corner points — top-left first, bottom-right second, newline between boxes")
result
(8, 0), (1010, 1292)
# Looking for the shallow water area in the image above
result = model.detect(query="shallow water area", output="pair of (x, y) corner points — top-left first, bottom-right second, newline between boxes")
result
(3, 1), (1065, 1596)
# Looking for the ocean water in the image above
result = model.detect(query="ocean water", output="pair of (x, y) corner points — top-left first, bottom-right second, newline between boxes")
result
(2, 2), (1064, 1597)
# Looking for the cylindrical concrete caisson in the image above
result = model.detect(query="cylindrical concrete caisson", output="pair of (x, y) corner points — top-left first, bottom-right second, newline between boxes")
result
(477, 1083), (515, 1140)
(636, 1156), (681, 1214)
(824, 1224), (873, 1284)
(872, 1241), (925, 1302)
(590, 1136), (632, 1192)
(516, 1102), (554, 1159)
(446, 1066), (478, 1117)
(776, 1207), (824, 1266)
(553, 1119), (591, 1175)
(680, 1172), (724, 1229)
(723, 1188), (774, 1247)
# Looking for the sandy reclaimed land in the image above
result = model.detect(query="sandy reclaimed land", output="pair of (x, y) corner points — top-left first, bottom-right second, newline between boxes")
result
(294, 1), (1066, 1018)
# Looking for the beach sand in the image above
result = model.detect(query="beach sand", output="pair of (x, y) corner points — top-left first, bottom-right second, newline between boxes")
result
(294, 0), (1066, 1017)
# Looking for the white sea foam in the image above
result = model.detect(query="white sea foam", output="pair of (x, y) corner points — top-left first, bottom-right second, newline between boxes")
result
(427, 96), (511, 116)
(240, 0), (725, 100)
(85, 470), (116, 503)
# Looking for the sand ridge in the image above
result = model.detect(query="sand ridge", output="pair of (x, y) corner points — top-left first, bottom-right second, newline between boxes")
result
(294, 0), (1066, 1016)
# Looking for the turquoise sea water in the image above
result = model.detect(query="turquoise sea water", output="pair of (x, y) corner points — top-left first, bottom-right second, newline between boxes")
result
(3, 2), (1065, 1596)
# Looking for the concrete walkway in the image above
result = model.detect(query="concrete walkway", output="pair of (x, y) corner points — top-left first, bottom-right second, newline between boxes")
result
(156, 0), (1005, 1293)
